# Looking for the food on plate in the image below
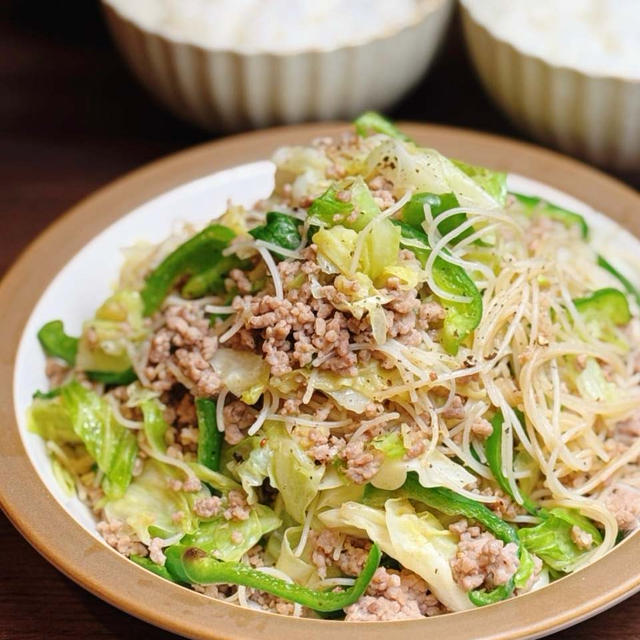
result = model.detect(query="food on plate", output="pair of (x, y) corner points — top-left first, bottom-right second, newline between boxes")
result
(29, 112), (640, 620)
(104, 0), (419, 53)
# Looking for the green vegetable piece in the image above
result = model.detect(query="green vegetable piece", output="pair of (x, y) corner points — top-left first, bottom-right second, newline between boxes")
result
(196, 397), (222, 472)
(86, 367), (138, 386)
(32, 388), (62, 400)
(486, 413), (539, 516)
(518, 507), (602, 573)
(308, 186), (355, 226)
(402, 192), (474, 245)
(597, 255), (640, 306)
(574, 287), (631, 326)
(141, 224), (235, 316)
(452, 159), (508, 206)
(354, 111), (413, 142)
(393, 220), (482, 354)
(512, 193), (588, 239)
(62, 380), (137, 497)
(164, 544), (192, 584)
(179, 543), (381, 612)
(131, 555), (178, 582)
(141, 399), (169, 454)
(37, 320), (78, 366)
(28, 394), (81, 444)
(249, 212), (301, 259)
(182, 255), (249, 299)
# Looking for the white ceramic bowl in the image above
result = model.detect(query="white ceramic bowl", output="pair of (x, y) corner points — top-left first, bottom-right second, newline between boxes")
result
(460, 0), (640, 171)
(101, 0), (454, 131)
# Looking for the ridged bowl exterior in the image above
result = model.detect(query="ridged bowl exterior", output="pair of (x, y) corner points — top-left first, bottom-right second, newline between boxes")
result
(102, 0), (453, 131)
(460, 2), (640, 171)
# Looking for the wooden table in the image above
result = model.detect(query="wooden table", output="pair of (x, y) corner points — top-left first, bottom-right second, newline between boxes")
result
(1, 2), (639, 638)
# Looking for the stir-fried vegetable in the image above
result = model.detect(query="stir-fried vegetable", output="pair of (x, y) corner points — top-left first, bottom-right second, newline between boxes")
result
(195, 397), (222, 472)
(511, 193), (588, 239)
(574, 287), (631, 326)
(393, 220), (483, 354)
(141, 224), (235, 315)
(37, 320), (78, 366)
(250, 211), (302, 259)
(175, 543), (381, 612)
(354, 111), (412, 142)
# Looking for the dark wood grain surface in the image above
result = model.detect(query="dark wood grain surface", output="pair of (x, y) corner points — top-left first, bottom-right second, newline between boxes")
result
(1, 2), (639, 638)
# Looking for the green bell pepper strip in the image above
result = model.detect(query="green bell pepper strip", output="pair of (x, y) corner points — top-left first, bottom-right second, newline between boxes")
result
(354, 111), (413, 142)
(486, 413), (539, 516)
(573, 287), (631, 325)
(131, 554), (179, 582)
(195, 397), (223, 472)
(181, 255), (249, 299)
(32, 388), (63, 400)
(178, 543), (381, 612)
(37, 320), (78, 365)
(141, 224), (235, 316)
(511, 193), (588, 239)
(86, 367), (138, 386)
(597, 256), (640, 306)
(392, 220), (483, 355)
(249, 212), (302, 259)
(402, 192), (477, 245)
(400, 472), (522, 606)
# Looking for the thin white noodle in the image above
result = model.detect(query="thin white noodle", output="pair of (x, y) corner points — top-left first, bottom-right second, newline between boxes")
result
(105, 395), (144, 430)
(255, 239), (303, 260)
(219, 317), (245, 343)
(257, 245), (284, 299)
(204, 304), (236, 315)
(247, 392), (273, 436)
(294, 498), (316, 557)
(216, 389), (228, 433)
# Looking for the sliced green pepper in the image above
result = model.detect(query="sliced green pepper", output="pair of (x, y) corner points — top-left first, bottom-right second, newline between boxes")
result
(177, 543), (381, 612)
(574, 287), (631, 325)
(86, 367), (138, 386)
(392, 220), (483, 354)
(486, 412), (539, 516)
(354, 111), (413, 142)
(164, 544), (192, 584)
(597, 256), (640, 306)
(131, 554), (179, 583)
(37, 320), (78, 365)
(196, 397), (223, 472)
(32, 388), (63, 400)
(249, 212), (302, 260)
(141, 224), (235, 316)
(512, 193), (588, 239)
(181, 255), (248, 299)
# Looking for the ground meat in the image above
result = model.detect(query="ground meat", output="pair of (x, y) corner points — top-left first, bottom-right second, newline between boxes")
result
(441, 395), (466, 421)
(471, 417), (493, 439)
(479, 487), (524, 520)
(194, 496), (222, 518)
(193, 583), (236, 599)
(417, 300), (446, 328)
(223, 490), (251, 521)
(615, 409), (640, 444)
(571, 525), (593, 550)
(306, 428), (346, 463)
(449, 519), (520, 591)
(341, 439), (383, 484)
(311, 530), (371, 579)
(148, 537), (167, 566)
(247, 588), (296, 616)
(345, 567), (445, 621)
(223, 399), (257, 445)
(45, 357), (71, 387)
(145, 304), (221, 395)
(97, 520), (147, 557)
(603, 482), (640, 531)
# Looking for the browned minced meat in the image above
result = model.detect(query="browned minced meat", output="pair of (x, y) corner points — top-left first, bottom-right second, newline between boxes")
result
(223, 489), (251, 521)
(306, 428), (346, 464)
(441, 395), (467, 421)
(479, 487), (524, 520)
(145, 304), (221, 396)
(471, 417), (493, 439)
(340, 439), (384, 485)
(222, 399), (258, 445)
(246, 588), (296, 616)
(345, 567), (446, 621)
(570, 525), (593, 550)
(45, 357), (71, 388)
(449, 519), (519, 591)
(97, 520), (147, 557)
(311, 530), (371, 579)
(193, 496), (222, 518)
(603, 481), (640, 531)
(228, 246), (444, 380)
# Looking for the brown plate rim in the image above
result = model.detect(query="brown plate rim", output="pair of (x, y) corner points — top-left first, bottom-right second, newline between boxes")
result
(1, 122), (640, 640)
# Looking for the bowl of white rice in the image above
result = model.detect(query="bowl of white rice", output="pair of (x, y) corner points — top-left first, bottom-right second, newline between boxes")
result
(101, 0), (454, 131)
(460, 0), (640, 170)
